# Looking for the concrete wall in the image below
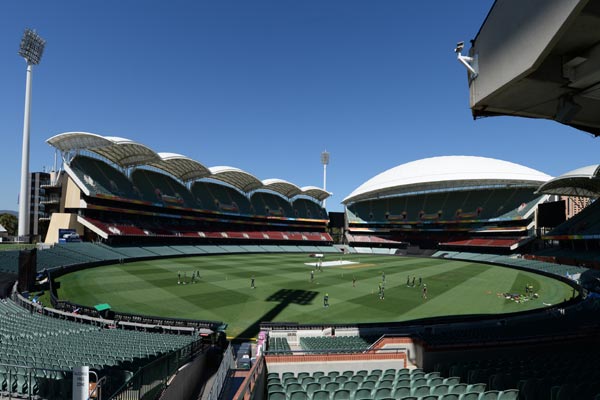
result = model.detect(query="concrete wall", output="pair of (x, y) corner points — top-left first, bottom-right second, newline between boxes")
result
(471, 0), (586, 105)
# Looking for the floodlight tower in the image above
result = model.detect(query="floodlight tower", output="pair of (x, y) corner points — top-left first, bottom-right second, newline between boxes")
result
(321, 150), (330, 208)
(17, 29), (46, 241)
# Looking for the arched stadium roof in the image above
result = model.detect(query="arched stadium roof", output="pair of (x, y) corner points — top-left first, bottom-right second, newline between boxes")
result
(343, 155), (552, 204)
(47, 132), (160, 167)
(537, 164), (600, 197)
(148, 153), (211, 182)
(47, 131), (330, 202)
(300, 186), (330, 202)
(208, 166), (263, 192)
(262, 179), (302, 198)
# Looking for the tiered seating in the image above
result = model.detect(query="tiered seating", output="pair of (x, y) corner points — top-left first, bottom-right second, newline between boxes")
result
(251, 192), (295, 218)
(545, 198), (600, 238)
(268, 337), (292, 355)
(80, 216), (333, 244)
(299, 336), (373, 353)
(440, 351), (600, 400)
(293, 198), (327, 220)
(131, 168), (197, 208)
(348, 188), (540, 223)
(0, 298), (198, 399)
(69, 155), (139, 199)
(266, 368), (516, 400)
(0, 251), (20, 273)
(346, 234), (405, 245)
(439, 237), (527, 249)
(191, 181), (253, 214)
(437, 252), (586, 277)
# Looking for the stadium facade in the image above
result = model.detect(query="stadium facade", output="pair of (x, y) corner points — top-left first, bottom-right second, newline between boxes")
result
(42, 131), (332, 246)
(343, 156), (552, 252)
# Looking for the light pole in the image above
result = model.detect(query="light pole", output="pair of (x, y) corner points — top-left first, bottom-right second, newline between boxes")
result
(321, 151), (330, 208)
(18, 29), (46, 241)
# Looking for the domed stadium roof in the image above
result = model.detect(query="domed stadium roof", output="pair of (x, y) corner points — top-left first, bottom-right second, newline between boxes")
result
(343, 155), (552, 204)
(537, 164), (600, 197)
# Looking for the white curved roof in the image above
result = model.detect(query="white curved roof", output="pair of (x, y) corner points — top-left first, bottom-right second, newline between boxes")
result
(47, 132), (160, 167)
(148, 152), (211, 182)
(47, 132), (329, 202)
(262, 178), (302, 198)
(343, 156), (552, 204)
(300, 186), (331, 202)
(209, 166), (263, 192)
(537, 164), (600, 197)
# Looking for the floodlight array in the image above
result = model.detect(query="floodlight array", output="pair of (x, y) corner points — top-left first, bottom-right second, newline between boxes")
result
(19, 29), (46, 65)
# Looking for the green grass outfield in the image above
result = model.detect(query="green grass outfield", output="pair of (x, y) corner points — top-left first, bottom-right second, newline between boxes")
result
(55, 253), (573, 339)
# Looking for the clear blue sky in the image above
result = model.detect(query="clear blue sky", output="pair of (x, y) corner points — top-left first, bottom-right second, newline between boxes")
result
(1, 1), (598, 213)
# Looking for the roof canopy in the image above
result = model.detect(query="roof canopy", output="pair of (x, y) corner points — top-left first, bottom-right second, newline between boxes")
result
(537, 164), (600, 197)
(47, 131), (330, 202)
(148, 153), (211, 182)
(343, 155), (552, 204)
(468, 0), (600, 135)
(208, 166), (263, 192)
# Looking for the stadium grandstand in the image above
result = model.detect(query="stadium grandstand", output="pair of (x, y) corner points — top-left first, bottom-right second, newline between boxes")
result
(342, 156), (552, 253)
(2, 1), (600, 399)
(44, 132), (332, 247)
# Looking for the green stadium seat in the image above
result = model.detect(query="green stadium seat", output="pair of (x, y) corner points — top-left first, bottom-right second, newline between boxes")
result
(440, 395), (459, 400)
(318, 376), (331, 386)
(431, 384), (450, 396)
(459, 393), (480, 400)
(342, 381), (358, 391)
(467, 383), (486, 393)
(332, 389), (351, 400)
(374, 387), (392, 399)
(298, 372), (310, 380)
(450, 383), (468, 394)
(268, 383), (284, 393)
(498, 389), (519, 400)
(377, 380), (393, 389)
(393, 386), (411, 398)
(305, 382), (321, 396)
(324, 382), (340, 392)
(282, 372), (295, 380)
(356, 370), (368, 377)
(287, 383), (303, 392)
(354, 388), (373, 400)
(411, 378), (427, 388)
(360, 381), (376, 390)
(289, 390), (308, 400)
(428, 377), (443, 386)
(479, 390), (501, 400)
(342, 371), (354, 378)
(444, 377), (461, 386)
(420, 396), (438, 400)
(312, 390), (330, 400)
(284, 377), (299, 386)
(268, 390), (286, 400)
(395, 379), (411, 388)
(313, 371), (325, 379)
(411, 385), (430, 397)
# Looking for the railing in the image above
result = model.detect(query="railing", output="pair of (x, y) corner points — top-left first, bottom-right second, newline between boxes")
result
(203, 345), (234, 400)
(234, 356), (265, 400)
(0, 363), (73, 400)
(107, 338), (206, 400)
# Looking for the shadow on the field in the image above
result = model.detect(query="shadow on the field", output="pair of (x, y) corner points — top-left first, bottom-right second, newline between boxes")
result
(234, 289), (318, 339)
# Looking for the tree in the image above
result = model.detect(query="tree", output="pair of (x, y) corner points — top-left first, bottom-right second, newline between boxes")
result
(0, 214), (18, 237)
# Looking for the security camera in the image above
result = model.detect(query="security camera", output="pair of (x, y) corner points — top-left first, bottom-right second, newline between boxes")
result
(454, 40), (477, 77)
(454, 41), (464, 54)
